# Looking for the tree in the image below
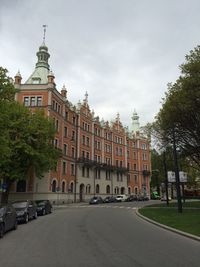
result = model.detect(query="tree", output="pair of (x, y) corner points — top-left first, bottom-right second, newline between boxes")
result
(155, 46), (200, 170)
(0, 67), (61, 203)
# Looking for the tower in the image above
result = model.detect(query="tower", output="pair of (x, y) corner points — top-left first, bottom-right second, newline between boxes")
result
(131, 110), (140, 134)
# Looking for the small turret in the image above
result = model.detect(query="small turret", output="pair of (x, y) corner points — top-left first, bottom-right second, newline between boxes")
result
(61, 84), (67, 98)
(14, 70), (22, 85)
(48, 70), (55, 84)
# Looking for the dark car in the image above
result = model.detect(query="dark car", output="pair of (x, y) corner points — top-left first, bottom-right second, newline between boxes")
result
(35, 200), (53, 216)
(89, 196), (103, 204)
(12, 200), (37, 223)
(125, 195), (138, 202)
(103, 196), (116, 203)
(0, 204), (17, 238)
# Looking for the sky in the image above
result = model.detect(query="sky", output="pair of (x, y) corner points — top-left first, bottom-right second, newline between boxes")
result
(1, 0), (200, 129)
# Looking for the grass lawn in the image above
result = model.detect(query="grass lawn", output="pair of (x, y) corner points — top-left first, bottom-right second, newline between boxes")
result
(139, 201), (200, 237)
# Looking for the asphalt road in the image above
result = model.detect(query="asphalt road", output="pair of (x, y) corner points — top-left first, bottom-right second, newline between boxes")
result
(0, 201), (199, 267)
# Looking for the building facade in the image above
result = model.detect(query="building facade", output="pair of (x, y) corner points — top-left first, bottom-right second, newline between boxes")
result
(10, 41), (151, 203)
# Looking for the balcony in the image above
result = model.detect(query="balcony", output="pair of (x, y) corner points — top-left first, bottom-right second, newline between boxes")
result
(77, 157), (129, 173)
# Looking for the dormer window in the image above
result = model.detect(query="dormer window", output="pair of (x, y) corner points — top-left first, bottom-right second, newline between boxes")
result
(32, 78), (41, 84)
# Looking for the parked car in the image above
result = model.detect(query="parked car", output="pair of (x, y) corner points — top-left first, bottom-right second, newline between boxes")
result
(115, 194), (128, 202)
(89, 196), (103, 204)
(103, 196), (116, 203)
(125, 195), (138, 202)
(35, 200), (53, 216)
(137, 194), (150, 201)
(161, 196), (172, 201)
(0, 204), (18, 238)
(12, 200), (37, 223)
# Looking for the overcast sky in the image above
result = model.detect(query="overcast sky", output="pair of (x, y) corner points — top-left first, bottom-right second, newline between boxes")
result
(1, 0), (200, 129)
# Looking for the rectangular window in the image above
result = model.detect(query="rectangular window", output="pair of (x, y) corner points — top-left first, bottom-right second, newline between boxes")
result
(65, 112), (68, 121)
(71, 164), (75, 175)
(37, 96), (42, 106)
(82, 135), (85, 145)
(142, 143), (147, 150)
(56, 120), (59, 131)
(82, 150), (85, 158)
(82, 166), (85, 177)
(62, 161), (66, 174)
(72, 130), (75, 141)
(54, 139), (58, 148)
(142, 153), (147, 161)
(64, 127), (68, 138)
(73, 116), (76, 125)
(30, 96), (35, 106)
(63, 144), (67, 155)
(134, 164), (137, 171)
(86, 167), (90, 178)
(24, 97), (29, 107)
(52, 100), (55, 110)
(133, 151), (137, 160)
(86, 137), (90, 146)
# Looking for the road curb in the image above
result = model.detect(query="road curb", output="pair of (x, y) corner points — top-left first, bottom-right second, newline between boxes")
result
(136, 208), (200, 242)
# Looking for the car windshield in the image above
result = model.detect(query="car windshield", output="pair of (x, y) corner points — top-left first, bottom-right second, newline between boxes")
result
(13, 202), (27, 208)
(36, 201), (45, 206)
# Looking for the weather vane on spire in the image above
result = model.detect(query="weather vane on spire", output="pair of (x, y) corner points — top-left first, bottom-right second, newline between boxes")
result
(42, 25), (48, 44)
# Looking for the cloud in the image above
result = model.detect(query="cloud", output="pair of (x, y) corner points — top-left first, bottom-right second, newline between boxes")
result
(1, 0), (200, 128)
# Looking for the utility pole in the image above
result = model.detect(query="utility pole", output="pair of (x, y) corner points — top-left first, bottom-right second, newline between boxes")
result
(163, 150), (169, 206)
(172, 128), (182, 213)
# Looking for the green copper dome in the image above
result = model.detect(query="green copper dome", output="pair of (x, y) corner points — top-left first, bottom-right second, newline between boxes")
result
(25, 42), (50, 84)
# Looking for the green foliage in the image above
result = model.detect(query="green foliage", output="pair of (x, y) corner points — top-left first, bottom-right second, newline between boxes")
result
(0, 67), (16, 101)
(155, 46), (200, 170)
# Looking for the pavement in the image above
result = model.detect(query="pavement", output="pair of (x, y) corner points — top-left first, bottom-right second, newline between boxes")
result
(53, 201), (200, 242)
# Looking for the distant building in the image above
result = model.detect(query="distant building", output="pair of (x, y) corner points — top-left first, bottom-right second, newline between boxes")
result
(9, 40), (151, 203)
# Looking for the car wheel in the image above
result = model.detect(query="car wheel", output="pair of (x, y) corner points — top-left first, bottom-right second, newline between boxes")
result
(24, 214), (29, 224)
(42, 209), (46, 216)
(0, 223), (5, 238)
(13, 220), (18, 230)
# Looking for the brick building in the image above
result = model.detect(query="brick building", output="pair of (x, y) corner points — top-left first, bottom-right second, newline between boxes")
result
(10, 41), (151, 203)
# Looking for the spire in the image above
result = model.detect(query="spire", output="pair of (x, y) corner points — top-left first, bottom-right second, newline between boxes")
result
(131, 109), (140, 133)
(83, 91), (88, 106)
(25, 26), (51, 84)
(42, 25), (47, 45)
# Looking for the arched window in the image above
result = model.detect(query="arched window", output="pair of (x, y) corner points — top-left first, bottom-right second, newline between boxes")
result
(128, 187), (131, 195)
(106, 185), (110, 194)
(70, 182), (74, 193)
(62, 181), (65, 193)
(86, 184), (91, 194)
(121, 187), (125, 194)
(52, 180), (56, 192)
(135, 187), (138, 195)
(96, 184), (100, 194)
(16, 180), (26, 192)
(115, 187), (119, 194)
